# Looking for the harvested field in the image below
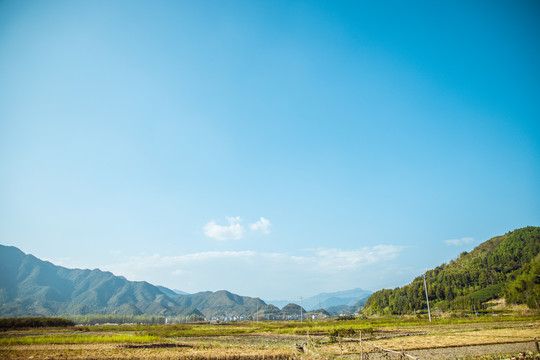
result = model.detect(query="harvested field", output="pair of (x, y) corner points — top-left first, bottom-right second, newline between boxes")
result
(369, 322), (540, 350)
(1, 317), (539, 359)
(409, 342), (538, 360)
(0, 341), (303, 359)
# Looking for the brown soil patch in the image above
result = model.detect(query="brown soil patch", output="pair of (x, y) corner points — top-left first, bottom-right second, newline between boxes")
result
(370, 323), (540, 351)
(121, 342), (193, 349)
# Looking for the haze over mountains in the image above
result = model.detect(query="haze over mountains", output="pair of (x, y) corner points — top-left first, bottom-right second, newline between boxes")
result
(0, 245), (202, 318)
(266, 288), (372, 312)
(2, 227), (538, 319)
(0, 245), (369, 319)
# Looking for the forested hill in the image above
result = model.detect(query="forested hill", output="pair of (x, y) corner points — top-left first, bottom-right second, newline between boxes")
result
(0, 245), (333, 319)
(0, 245), (203, 318)
(363, 226), (540, 315)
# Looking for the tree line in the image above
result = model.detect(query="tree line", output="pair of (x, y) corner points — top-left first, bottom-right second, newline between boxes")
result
(64, 313), (205, 325)
(0, 317), (75, 330)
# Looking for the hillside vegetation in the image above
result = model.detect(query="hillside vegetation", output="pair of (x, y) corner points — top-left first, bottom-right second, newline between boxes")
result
(0, 245), (203, 318)
(0, 245), (346, 320)
(2, 226), (538, 319)
(363, 226), (540, 315)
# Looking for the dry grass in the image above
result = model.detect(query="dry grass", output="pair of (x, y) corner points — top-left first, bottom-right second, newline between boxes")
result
(0, 342), (301, 359)
(361, 322), (539, 351)
(485, 299), (530, 312)
(1, 317), (539, 359)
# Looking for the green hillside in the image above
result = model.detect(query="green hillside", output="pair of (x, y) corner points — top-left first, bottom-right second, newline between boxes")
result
(0, 245), (202, 318)
(173, 290), (275, 318)
(363, 226), (540, 315)
(5, 226), (538, 320)
(0, 245), (295, 320)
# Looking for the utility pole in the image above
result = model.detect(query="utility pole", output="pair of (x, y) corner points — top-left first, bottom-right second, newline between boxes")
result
(423, 274), (432, 322)
(300, 297), (303, 323)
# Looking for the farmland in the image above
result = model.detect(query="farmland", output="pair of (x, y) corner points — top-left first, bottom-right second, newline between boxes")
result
(1, 315), (539, 359)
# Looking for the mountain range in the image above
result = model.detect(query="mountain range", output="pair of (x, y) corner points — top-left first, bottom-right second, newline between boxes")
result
(3, 226), (537, 319)
(0, 244), (368, 319)
(0, 245), (203, 318)
(266, 288), (372, 311)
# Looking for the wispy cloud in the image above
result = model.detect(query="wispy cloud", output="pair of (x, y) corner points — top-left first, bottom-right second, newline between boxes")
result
(203, 216), (272, 240)
(203, 217), (246, 241)
(249, 217), (272, 234)
(444, 237), (474, 246)
(103, 245), (405, 298)
(107, 246), (403, 274)
(313, 245), (402, 271)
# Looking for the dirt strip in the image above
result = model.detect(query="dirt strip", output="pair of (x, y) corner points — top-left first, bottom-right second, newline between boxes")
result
(408, 341), (538, 360)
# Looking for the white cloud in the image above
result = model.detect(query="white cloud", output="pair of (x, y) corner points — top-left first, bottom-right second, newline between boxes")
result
(249, 217), (272, 234)
(203, 216), (272, 240)
(313, 245), (402, 271)
(203, 217), (246, 240)
(110, 247), (402, 274)
(175, 250), (258, 263)
(444, 237), (474, 246)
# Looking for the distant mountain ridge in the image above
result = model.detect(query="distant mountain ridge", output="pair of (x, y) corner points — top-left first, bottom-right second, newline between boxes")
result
(9, 226), (533, 321)
(174, 290), (272, 318)
(0, 244), (353, 319)
(0, 245), (203, 318)
(266, 288), (372, 312)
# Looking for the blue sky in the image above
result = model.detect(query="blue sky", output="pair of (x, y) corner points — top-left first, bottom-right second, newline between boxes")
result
(1, 0), (539, 300)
